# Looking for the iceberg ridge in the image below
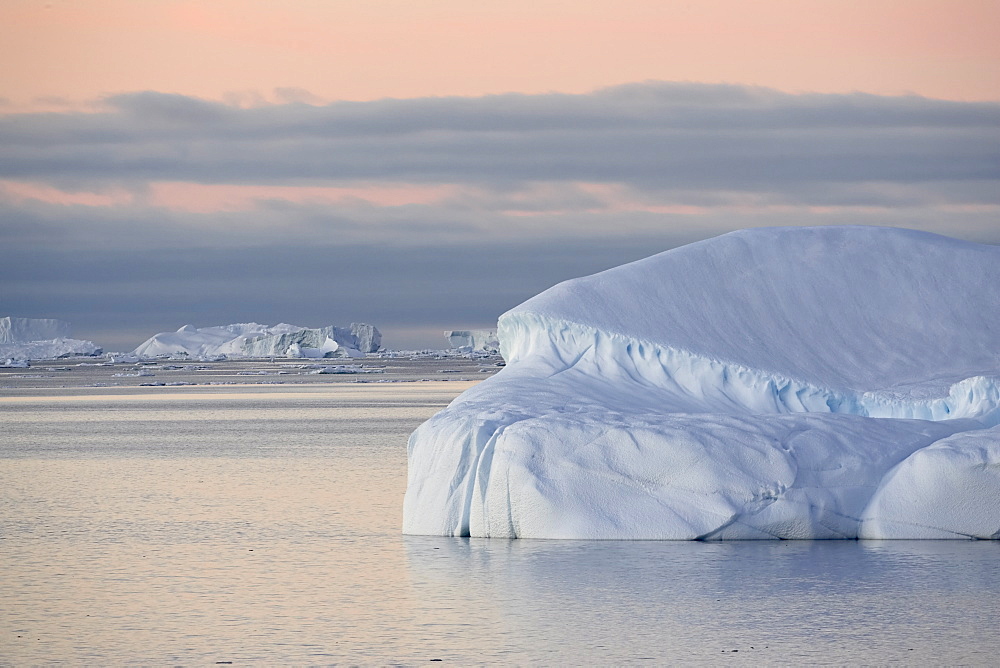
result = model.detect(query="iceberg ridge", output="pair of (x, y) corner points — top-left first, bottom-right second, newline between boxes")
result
(498, 313), (1000, 425)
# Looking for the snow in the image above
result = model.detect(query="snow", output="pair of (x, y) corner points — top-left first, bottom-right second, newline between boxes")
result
(445, 330), (500, 353)
(132, 322), (381, 359)
(404, 227), (1000, 540)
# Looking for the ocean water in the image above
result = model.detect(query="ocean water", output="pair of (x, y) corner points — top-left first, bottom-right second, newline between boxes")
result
(2, 361), (998, 665)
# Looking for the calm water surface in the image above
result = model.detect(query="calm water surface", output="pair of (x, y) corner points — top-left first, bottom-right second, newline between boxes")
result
(2, 372), (998, 665)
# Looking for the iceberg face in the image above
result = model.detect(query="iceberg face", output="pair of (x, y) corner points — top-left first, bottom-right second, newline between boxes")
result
(0, 337), (102, 361)
(0, 317), (100, 360)
(349, 323), (382, 354)
(404, 227), (1000, 540)
(242, 324), (381, 358)
(0, 317), (72, 344)
(132, 322), (381, 359)
(132, 322), (289, 358)
(445, 330), (500, 353)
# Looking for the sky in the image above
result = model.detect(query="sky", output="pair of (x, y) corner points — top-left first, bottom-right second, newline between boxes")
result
(1, 0), (999, 350)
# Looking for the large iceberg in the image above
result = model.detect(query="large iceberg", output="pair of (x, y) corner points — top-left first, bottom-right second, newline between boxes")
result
(0, 317), (72, 343)
(404, 227), (1000, 540)
(0, 316), (101, 361)
(132, 322), (381, 359)
(242, 323), (381, 358)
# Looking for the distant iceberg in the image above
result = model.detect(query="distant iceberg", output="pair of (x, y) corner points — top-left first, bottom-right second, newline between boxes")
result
(132, 322), (381, 359)
(404, 227), (1000, 540)
(0, 317), (72, 344)
(242, 323), (381, 358)
(0, 316), (101, 362)
(445, 330), (500, 353)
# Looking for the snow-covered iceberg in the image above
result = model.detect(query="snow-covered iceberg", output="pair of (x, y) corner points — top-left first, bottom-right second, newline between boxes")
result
(0, 316), (102, 361)
(132, 322), (381, 359)
(404, 227), (1000, 540)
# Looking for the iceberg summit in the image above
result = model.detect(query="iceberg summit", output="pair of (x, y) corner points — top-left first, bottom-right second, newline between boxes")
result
(403, 227), (1000, 540)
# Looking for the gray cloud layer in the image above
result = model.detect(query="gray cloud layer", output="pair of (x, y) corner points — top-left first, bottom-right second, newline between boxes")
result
(1, 82), (998, 348)
(2, 82), (998, 192)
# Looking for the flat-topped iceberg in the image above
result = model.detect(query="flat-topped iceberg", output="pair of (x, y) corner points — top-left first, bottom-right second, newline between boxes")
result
(242, 323), (380, 358)
(0, 316), (102, 361)
(403, 227), (1000, 540)
(444, 330), (500, 353)
(133, 322), (381, 359)
(0, 317), (72, 344)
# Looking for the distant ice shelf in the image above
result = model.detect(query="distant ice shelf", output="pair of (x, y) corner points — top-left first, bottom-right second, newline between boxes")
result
(404, 226), (1000, 540)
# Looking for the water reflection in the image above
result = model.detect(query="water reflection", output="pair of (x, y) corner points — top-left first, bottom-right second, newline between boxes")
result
(404, 537), (1000, 664)
(3, 381), (998, 665)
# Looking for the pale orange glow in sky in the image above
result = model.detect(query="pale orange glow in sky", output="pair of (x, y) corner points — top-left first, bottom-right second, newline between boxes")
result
(0, 180), (463, 212)
(2, 0), (999, 112)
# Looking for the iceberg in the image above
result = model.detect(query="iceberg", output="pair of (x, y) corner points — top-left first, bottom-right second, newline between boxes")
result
(0, 317), (101, 361)
(242, 323), (380, 358)
(444, 330), (501, 353)
(132, 322), (381, 359)
(0, 317), (72, 344)
(404, 227), (1000, 540)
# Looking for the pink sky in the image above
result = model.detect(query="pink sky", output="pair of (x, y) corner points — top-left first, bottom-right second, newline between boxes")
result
(2, 0), (999, 112)
(1, 0), (997, 226)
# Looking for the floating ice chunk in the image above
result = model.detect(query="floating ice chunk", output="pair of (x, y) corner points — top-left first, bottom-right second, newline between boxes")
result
(308, 364), (383, 374)
(404, 226), (1000, 540)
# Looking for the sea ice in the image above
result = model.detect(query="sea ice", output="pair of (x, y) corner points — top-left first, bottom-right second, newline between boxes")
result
(404, 227), (1000, 539)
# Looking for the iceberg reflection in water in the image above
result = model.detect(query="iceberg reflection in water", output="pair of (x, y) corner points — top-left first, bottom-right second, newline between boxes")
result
(404, 536), (1000, 664)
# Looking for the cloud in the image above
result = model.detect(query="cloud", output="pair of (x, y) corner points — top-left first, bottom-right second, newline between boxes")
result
(1, 81), (998, 348)
(1, 82), (996, 194)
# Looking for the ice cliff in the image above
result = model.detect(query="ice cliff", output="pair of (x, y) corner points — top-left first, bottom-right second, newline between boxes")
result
(0, 316), (101, 361)
(445, 330), (500, 353)
(0, 317), (72, 343)
(403, 227), (1000, 540)
(132, 322), (381, 359)
(243, 323), (381, 358)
